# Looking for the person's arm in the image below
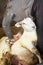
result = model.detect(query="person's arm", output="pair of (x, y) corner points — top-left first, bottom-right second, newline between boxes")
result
(2, 12), (14, 39)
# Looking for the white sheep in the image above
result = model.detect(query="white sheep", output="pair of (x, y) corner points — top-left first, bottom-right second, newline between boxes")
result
(11, 17), (42, 63)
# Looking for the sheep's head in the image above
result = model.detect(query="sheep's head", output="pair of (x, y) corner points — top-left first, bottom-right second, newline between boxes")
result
(15, 17), (36, 31)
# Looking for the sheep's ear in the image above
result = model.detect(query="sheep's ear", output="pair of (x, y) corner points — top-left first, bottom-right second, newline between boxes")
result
(15, 22), (22, 27)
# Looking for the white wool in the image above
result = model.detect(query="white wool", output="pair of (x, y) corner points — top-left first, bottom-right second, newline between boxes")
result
(14, 17), (42, 63)
(11, 17), (38, 62)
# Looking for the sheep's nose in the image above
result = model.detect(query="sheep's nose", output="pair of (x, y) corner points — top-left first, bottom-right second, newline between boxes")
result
(32, 26), (35, 28)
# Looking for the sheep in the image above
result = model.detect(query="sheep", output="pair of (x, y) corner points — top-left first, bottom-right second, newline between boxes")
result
(11, 17), (42, 63)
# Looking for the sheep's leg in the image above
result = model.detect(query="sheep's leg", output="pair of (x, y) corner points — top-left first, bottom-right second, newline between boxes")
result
(32, 47), (43, 63)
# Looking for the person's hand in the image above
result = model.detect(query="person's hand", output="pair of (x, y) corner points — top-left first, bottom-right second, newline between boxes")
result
(9, 38), (15, 45)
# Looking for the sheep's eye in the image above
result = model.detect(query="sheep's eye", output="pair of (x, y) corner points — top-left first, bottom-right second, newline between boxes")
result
(23, 23), (25, 24)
